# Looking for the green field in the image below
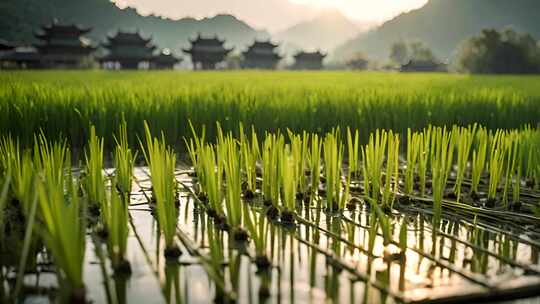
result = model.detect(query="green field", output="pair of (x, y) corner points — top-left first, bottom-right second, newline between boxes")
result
(1, 71), (540, 148)
(2, 71), (540, 303)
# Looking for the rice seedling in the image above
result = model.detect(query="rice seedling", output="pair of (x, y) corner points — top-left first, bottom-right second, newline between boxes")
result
(113, 121), (137, 197)
(32, 134), (68, 190)
(12, 185), (38, 301)
(522, 127), (540, 190)
(141, 123), (180, 258)
(343, 128), (359, 211)
(288, 131), (309, 199)
(522, 127), (540, 189)
(261, 133), (284, 217)
(200, 144), (225, 218)
(220, 133), (248, 241)
(471, 128), (488, 197)
(0, 140), (40, 299)
(430, 127), (455, 227)
(185, 122), (206, 191)
(239, 125), (260, 199)
(34, 137), (86, 302)
(103, 181), (131, 274)
(280, 145), (297, 224)
(0, 170), (11, 243)
(83, 126), (105, 215)
(417, 128), (432, 197)
(362, 130), (388, 209)
(404, 129), (421, 196)
(453, 125), (477, 202)
(382, 131), (400, 210)
(502, 133), (521, 209)
(487, 131), (506, 206)
(243, 205), (271, 271)
(346, 128), (360, 180)
(308, 134), (322, 205)
(323, 130), (347, 212)
(0, 137), (35, 214)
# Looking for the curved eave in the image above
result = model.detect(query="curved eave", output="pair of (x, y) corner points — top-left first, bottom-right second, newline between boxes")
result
(41, 24), (92, 35)
(243, 52), (282, 60)
(250, 41), (279, 49)
(183, 48), (232, 56)
(188, 36), (226, 46)
(34, 43), (97, 50)
(153, 57), (182, 64)
(99, 55), (155, 62)
(107, 32), (152, 45)
(294, 53), (326, 60)
(34, 31), (48, 40)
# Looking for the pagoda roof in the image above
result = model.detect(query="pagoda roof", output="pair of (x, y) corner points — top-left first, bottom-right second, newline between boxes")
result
(40, 22), (92, 35)
(0, 47), (41, 62)
(153, 50), (182, 64)
(34, 44), (97, 54)
(105, 31), (153, 46)
(401, 59), (442, 68)
(34, 36), (96, 48)
(400, 59), (445, 72)
(294, 50), (327, 60)
(242, 49), (282, 59)
(248, 40), (279, 49)
(188, 34), (227, 46)
(0, 39), (15, 51)
(183, 46), (233, 55)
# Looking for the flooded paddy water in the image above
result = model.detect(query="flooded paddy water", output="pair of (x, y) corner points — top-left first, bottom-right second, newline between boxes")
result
(2, 125), (540, 304)
(6, 164), (539, 304)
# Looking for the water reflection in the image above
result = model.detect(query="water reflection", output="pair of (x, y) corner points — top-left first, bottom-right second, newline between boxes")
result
(1, 167), (540, 303)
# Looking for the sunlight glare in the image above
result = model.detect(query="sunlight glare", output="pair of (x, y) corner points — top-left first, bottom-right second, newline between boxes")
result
(290, 0), (346, 8)
(289, 0), (429, 22)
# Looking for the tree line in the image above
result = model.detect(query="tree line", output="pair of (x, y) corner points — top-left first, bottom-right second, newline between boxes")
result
(345, 28), (540, 74)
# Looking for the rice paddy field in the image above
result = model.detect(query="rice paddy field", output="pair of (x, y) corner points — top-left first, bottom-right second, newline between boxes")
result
(1, 71), (540, 304)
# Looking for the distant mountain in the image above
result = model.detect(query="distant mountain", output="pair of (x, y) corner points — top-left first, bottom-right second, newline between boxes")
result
(334, 0), (540, 62)
(0, 0), (269, 54)
(275, 9), (360, 54)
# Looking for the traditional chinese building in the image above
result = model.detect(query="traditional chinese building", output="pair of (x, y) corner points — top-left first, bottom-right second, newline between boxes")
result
(33, 22), (96, 68)
(0, 47), (41, 69)
(0, 39), (15, 52)
(242, 40), (282, 69)
(400, 59), (446, 72)
(183, 35), (232, 70)
(100, 31), (156, 69)
(292, 51), (326, 70)
(151, 49), (181, 70)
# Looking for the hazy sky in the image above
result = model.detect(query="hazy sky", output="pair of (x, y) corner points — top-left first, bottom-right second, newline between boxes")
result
(114, 0), (429, 32)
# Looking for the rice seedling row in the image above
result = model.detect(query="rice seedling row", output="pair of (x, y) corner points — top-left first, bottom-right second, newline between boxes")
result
(1, 122), (540, 303)
(178, 123), (540, 303)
